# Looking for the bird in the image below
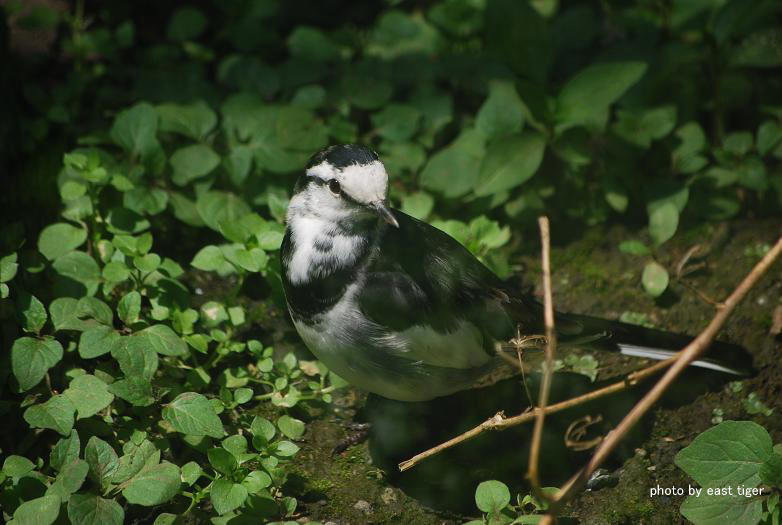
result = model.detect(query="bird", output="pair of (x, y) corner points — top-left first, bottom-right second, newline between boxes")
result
(279, 144), (749, 402)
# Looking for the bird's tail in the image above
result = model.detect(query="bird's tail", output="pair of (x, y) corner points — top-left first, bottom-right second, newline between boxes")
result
(552, 311), (752, 377)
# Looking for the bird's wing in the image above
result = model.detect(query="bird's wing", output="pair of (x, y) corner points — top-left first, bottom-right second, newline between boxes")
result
(356, 210), (529, 367)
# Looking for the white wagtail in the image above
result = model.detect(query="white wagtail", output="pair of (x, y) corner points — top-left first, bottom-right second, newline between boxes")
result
(280, 144), (748, 401)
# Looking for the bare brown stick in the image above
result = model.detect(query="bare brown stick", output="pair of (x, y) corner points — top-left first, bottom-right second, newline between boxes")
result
(528, 217), (557, 499)
(398, 356), (675, 472)
(543, 233), (782, 519)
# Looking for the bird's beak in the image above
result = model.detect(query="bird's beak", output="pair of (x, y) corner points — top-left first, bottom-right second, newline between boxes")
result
(370, 201), (399, 228)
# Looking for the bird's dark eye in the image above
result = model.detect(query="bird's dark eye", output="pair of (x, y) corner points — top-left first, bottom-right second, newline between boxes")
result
(328, 179), (341, 195)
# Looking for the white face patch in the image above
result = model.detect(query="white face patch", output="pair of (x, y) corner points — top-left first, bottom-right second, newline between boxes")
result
(305, 160), (389, 206)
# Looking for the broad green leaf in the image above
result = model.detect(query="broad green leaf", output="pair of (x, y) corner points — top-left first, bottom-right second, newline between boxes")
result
(680, 491), (762, 525)
(273, 440), (299, 457)
(135, 324), (188, 356)
(170, 144), (221, 186)
(760, 453), (782, 486)
(191, 246), (227, 271)
(242, 470), (272, 494)
(12, 336), (63, 391)
(371, 104), (421, 142)
(3, 455), (35, 477)
(133, 253), (161, 273)
(167, 6), (207, 41)
(196, 191), (251, 232)
(675, 420), (772, 487)
(52, 251), (101, 297)
(168, 191), (205, 227)
(79, 326), (121, 359)
(124, 187), (168, 216)
(723, 131), (753, 156)
(12, 494), (61, 525)
(614, 105), (677, 148)
(642, 261), (669, 297)
(277, 415), (306, 439)
(556, 62), (647, 132)
(1, 252), (18, 282)
(76, 297), (113, 325)
(163, 392), (224, 438)
(475, 480), (511, 513)
(102, 261), (130, 283)
(50, 431), (81, 472)
(250, 416), (276, 444)
(46, 459), (89, 503)
(400, 191), (434, 220)
(63, 374), (114, 419)
(367, 10), (440, 59)
(210, 478), (248, 515)
(208, 447), (237, 476)
(157, 100), (216, 140)
(648, 202), (679, 246)
(110, 102), (159, 160)
(221, 435), (248, 458)
(122, 461), (181, 506)
(85, 436), (119, 487)
(420, 128), (485, 198)
(118, 291), (141, 325)
(17, 292), (47, 333)
(757, 120), (782, 156)
(111, 440), (159, 485)
(476, 80), (525, 140)
(618, 240), (650, 255)
(672, 122), (708, 173)
(67, 493), (124, 525)
(474, 132), (545, 196)
(108, 377), (155, 407)
(24, 395), (76, 436)
(181, 461), (202, 485)
(112, 336), (159, 379)
(106, 207), (150, 235)
(37, 223), (87, 260)
(287, 26), (342, 62)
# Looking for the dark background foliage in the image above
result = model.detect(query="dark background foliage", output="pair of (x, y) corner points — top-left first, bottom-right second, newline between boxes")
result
(0, 0), (781, 524)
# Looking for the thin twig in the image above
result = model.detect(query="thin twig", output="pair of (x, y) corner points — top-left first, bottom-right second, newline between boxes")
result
(542, 233), (782, 520)
(398, 357), (675, 472)
(528, 217), (557, 500)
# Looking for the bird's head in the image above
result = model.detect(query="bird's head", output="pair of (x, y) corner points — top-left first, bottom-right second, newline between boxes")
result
(287, 144), (399, 228)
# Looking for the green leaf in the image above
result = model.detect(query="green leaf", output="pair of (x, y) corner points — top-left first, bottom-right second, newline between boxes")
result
(277, 415), (306, 440)
(760, 452), (782, 486)
(371, 104), (421, 142)
(672, 122), (708, 173)
(680, 491), (762, 525)
(476, 80), (525, 140)
(167, 6), (207, 41)
(642, 261), (669, 298)
(3, 455), (35, 477)
(76, 297), (113, 325)
(474, 132), (545, 196)
(242, 470), (272, 494)
(85, 436), (119, 486)
(1, 252), (18, 282)
(112, 336), (159, 379)
(614, 105), (677, 148)
(170, 144), (221, 186)
(133, 253), (161, 273)
(52, 251), (101, 297)
(157, 100), (216, 140)
(287, 26), (342, 62)
(122, 462), (181, 506)
(63, 374), (114, 419)
(110, 102), (159, 160)
(17, 292), (47, 333)
(118, 291), (141, 325)
(12, 336), (63, 391)
(675, 421), (773, 487)
(619, 240), (650, 255)
(210, 478), (248, 515)
(181, 461), (202, 485)
(168, 191), (205, 227)
(250, 416), (276, 444)
(723, 131), (753, 156)
(67, 493), (124, 525)
(50, 431), (81, 472)
(556, 62), (647, 132)
(196, 191), (251, 232)
(475, 480), (511, 513)
(420, 128), (486, 198)
(24, 395), (76, 436)
(757, 120), (782, 156)
(46, 459), (89, 503)
(78, 326), (120, 359)
(400, 191), (434, 220)
(191, 245), (227, 271)
(102, 261), (130, 283)
(163, 392), (224, 438)
(124, 187), (169, 216)
(648, 202), (679, 246)
(106, 207), (150, 235)
(37, 223), (87, 260)
(12, 494), (61, 525)
(107, 377), (155, 407)
(273, 440), (300, 457)
(135, 324), (188, 357)
(208, 447), (237, 476)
